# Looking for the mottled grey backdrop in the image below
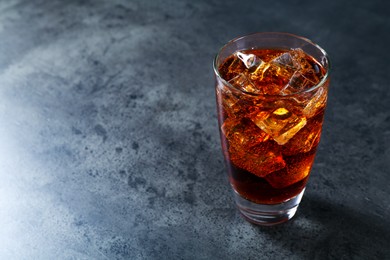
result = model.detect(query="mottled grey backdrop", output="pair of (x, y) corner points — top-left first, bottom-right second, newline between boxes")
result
(0, 0), (389, 259)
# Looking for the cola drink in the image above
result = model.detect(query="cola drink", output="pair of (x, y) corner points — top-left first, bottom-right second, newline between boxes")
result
(213, 33), (330, 225)
(217, 48), (328, 204)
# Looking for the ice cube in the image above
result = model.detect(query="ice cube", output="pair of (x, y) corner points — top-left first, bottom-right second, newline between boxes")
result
(244, 52), (301, 95)
(228, 73), (260, 94)
(281, 72), (317, 95)
(251, 107), (307, 145)
(218, 86), (260, 119)
(302, 86), (328, 118)
(290, 48), (322, 79)
(221, 118), (270, 149)
(216, 83), (241, 119)
(217, 83), (239, 110)
(229, 141), (286, 177)
(273, 48), (324, 95)
(236, 51), (264, 69)
(268, 53), (299, 79)
(222, 54), (247, 81)
(282, 116), (323, 156)
(272, 52), (300, 71)
(289, 48), (309, 68)
(265, 152), (315, 188)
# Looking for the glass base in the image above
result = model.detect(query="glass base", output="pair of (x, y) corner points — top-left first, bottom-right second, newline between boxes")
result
(233, 188), (305, 226)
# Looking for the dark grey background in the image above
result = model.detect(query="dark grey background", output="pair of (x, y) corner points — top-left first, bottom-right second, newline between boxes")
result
(0, 0), (389, 259)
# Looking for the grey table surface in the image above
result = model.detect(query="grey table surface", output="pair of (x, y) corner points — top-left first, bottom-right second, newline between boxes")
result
(0, 0), (389, 259)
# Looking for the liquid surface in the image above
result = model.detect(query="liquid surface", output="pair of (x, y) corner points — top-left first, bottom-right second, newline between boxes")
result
(217, 48), (328, 204)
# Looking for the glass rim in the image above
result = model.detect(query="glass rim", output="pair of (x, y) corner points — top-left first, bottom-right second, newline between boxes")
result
(213, 32), (331, 97)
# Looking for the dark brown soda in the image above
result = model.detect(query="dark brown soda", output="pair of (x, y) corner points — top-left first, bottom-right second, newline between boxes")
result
(216, 48), (327, 204)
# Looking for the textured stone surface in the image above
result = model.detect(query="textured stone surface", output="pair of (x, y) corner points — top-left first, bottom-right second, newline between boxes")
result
(0, 0), (389, 259)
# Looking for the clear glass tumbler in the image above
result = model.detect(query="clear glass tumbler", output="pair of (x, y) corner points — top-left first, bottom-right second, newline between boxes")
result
(213, 32), (330, 225)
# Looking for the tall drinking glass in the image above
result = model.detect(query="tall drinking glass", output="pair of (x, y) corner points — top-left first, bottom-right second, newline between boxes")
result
(213, 32), (330, 225)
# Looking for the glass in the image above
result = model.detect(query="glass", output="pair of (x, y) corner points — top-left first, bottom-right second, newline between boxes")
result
(213, 32), (330, 225)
